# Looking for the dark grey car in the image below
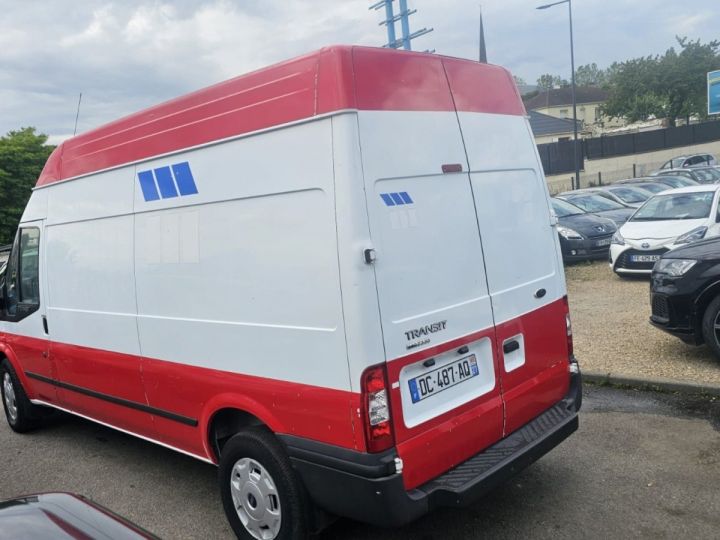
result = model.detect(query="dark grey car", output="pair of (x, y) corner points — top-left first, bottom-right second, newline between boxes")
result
(551, 198), (617, 262)
(555, 192), (635, 226)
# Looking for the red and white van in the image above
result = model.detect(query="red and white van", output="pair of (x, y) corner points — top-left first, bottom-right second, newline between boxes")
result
(0, 46), (581, 539)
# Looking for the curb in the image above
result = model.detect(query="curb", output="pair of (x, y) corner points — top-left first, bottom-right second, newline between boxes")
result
(583, 370), (720, 397)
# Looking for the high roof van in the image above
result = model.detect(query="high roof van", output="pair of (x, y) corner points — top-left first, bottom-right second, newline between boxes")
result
(0, 46), (581, 539)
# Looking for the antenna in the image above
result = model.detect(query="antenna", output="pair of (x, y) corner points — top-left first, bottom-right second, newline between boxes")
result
(73, 92), (82, 136)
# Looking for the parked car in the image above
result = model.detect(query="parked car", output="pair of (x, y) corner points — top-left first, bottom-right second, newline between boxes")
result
(555, 192), (635, 226)
(551, 198), (617, 262)
(650, 236), (720, 359)
(659, 153), (716, 170)
(0, 492), (157, 539)
(558, 186), (651, 208)
(610, 185), (720, 275)
(650, 167), (720, 184)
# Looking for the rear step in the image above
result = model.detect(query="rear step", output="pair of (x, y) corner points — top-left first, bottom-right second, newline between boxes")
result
(420, 399), (578, 507)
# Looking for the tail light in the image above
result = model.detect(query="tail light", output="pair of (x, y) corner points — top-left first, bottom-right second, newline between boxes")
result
(361, 364), (395, 453)
(563, 295), (574, 357)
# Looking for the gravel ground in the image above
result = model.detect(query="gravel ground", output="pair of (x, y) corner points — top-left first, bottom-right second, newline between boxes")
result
(566, 260), (720, 385)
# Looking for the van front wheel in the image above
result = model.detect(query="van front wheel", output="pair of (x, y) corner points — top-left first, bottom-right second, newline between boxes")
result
(1, 359), (40, 432)
(219, 428), (310, 540)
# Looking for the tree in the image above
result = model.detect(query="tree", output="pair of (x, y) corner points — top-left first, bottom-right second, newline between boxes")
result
(0, 128), (54, 245)
(602, 36), (720, 125)
(536, 73), (569, 90)
(574, 63), (607, 87)
(513, 75), (527, 87)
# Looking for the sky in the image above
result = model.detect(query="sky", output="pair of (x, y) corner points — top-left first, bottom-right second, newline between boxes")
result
(0, 0), (717, 144)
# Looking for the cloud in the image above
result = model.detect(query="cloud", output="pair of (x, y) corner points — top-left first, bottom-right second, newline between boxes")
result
(0, 0), (717, 141)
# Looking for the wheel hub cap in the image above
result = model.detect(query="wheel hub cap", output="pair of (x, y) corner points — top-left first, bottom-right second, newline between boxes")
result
(3, 373), (18, 423)
(230, 458), (281, 540)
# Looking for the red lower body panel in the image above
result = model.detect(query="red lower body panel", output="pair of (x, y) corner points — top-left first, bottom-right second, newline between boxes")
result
(3, 334), (360, 461)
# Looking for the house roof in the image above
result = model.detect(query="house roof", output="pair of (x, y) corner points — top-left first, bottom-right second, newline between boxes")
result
(524, 86), (609, 110)
(528, 110), (580, 137)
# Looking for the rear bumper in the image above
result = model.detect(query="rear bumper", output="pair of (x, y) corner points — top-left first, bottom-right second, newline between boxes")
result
(281, 364), (582, 528)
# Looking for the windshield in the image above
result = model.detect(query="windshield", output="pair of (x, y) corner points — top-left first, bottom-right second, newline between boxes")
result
(693, 168), (720, 183)
(632, 183), (666, 194)
(630, 191), (715, 221)
(551, 198), (585, 217)
(656, 177), (687, 188)
(606, 187), (650, 203)
(564, 194), (625, 212)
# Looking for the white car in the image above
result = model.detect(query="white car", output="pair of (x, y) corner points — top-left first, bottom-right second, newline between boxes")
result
(610, 185), (720, 275)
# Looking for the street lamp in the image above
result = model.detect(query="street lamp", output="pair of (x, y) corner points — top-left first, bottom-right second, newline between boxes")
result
(537, 0), (580, 190)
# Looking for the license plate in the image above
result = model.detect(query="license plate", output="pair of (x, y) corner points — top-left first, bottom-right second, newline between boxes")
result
(595, 238), (611, 247)
(408, 354), (479, 404)
(631, 254), (660, 262)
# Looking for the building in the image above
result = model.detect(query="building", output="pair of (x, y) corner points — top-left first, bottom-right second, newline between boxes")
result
(527, 110), (582, 144)
(524, 87), (625, 134)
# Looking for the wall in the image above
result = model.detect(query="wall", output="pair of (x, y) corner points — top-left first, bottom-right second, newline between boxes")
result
(545, 139), (720, 194)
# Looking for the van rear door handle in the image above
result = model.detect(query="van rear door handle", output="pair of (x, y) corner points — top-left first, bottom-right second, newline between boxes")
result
(503, 340), (520, 354)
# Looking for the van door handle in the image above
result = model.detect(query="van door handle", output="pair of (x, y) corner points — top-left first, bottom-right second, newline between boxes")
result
(503, 340), (520, 354)
(42, 315), (49, 335)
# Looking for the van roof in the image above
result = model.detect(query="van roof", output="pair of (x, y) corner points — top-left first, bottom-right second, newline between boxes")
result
(37, 45), (524, 188)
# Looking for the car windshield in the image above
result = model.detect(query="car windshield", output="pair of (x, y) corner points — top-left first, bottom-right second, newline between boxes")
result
(656, 176), (687, 188)
(606, 187), (650, 203)
(563, 194), (625, 212)
(693, 168), (720, 182)
(551, 198), (585, 217)
(630, 191), (715, 221)
(631, 183), (666, 194)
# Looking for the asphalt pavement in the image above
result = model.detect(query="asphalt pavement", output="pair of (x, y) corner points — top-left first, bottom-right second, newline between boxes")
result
(1, 385), (719, 539)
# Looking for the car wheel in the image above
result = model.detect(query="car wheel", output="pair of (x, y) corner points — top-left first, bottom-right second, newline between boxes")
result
(701, 295), (720, 361)
(1, 359), (40, 432)
(219, 428), (311, 540)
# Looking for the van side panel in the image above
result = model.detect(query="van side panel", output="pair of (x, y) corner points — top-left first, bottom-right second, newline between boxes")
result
(44, 167), (153, 436)
(132, 119), (357, 452)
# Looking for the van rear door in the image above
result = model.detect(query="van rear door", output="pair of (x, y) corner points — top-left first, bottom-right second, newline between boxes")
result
(357, 108), (504, 490)
(443, 58), (571, 436)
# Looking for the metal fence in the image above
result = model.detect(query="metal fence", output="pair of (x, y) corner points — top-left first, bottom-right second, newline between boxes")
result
(538, 119), (720, 175)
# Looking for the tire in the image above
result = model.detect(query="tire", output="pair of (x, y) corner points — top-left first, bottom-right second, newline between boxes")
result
(701, 295), (720, 360)
(1, 359), (40, 432)
(219, 428), (311, 540)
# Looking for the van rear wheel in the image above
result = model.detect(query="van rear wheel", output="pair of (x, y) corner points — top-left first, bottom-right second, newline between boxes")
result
(219, 428), (310, 540)
(701, 295), (720, 361)
(1, 359), (40, 432)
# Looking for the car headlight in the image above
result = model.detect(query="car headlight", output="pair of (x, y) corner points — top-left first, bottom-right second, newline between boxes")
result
(674, 226), (707, 245)
(611, 230), (625, 245)
(557, 226), (583, 240)
(653, 258), (697, 276)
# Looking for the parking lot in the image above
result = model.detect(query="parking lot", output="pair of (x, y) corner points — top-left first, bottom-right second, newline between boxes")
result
(1, 385), (718, 539)
(566, 261), (720, 385)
